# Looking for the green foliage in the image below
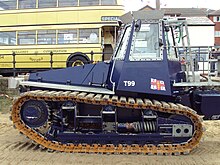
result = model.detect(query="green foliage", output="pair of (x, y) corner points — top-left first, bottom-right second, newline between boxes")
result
(0, 97), (12, 114)
(0, 78), (18, 113)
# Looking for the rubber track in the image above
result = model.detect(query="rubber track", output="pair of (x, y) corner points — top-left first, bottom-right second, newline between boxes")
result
(11, 90), (204, 155)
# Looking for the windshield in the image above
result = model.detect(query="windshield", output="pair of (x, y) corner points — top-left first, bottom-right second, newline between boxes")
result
(129, 23), (160, 61)
(114, 26), (131, 60)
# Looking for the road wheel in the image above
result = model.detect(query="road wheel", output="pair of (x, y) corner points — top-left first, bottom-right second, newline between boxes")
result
(66, 55), (89, 67)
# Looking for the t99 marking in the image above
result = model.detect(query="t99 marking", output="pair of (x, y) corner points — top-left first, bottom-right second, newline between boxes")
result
(123, 81), (136, 87)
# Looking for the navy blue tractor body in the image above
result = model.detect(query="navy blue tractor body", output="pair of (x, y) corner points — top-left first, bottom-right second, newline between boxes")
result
(12, 12), (220, 154)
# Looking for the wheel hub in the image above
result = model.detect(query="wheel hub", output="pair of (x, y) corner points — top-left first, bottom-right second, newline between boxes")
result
(72, 60), (84, 66)
(21, 100), (48, 128)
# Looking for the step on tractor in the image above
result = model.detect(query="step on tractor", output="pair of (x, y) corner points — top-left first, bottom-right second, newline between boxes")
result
(11, 11), (220, 155)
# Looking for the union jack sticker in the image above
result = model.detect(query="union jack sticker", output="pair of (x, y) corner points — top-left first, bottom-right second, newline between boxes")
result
(150, 78), (166, 91)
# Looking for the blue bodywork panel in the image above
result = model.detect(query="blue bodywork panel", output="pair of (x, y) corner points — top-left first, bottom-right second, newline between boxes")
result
(113, 61), (172, 96)
(193, 90), (220, 119)
(29, 59), (181, 96)
(199, 94), (220, 118)
(29, 62), (110, 86)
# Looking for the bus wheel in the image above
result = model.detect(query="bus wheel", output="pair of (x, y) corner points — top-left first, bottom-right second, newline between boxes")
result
(66, 56), (89, 67)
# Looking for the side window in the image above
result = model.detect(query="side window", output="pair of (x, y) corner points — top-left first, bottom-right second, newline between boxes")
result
(0, 32), (16, 45)
(114, 26), (131, 60)
(37, 30), (56, 45)
(215, 31), (220, 37)
(0, 0), (17, 10)
(79, 29), (99, 43)
(38, 0), (57, 8)
(130, 24), (160, 61)
(79, 0), (99, 6)
(18, 0), (36, 9)
(165, 29), (176, 59)
(213, 16), (220, 22)
(58, 29), (77, 44)
(101, 0), (116, 5)
(165, 26), (183, 59)
(18, 31), (36, 45)
(58, 0), (78, 7)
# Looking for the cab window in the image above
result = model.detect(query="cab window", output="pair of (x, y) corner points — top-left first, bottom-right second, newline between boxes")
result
(129, 24), (160, 61)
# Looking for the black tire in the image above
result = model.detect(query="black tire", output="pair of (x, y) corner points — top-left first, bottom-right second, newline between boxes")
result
(66, 55), (90, 67)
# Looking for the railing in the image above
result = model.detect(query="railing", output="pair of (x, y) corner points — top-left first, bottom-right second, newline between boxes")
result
(0, 46), (219, 78)
(0, 51), (113, 77)
(178, 46), (219, 81)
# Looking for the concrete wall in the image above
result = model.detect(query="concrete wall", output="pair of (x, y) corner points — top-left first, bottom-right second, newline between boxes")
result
(0, 77), (19, 95)
(188, 26), (215, 46)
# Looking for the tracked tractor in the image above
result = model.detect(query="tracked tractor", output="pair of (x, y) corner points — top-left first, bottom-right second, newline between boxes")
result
(11, 11), (220, 155)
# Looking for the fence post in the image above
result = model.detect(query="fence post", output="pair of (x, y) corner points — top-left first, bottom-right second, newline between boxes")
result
(12, 52), (16, 77)
(102, 51), (104, 61)
(91, 51), (94, 63)
(50, 51), (53, 69)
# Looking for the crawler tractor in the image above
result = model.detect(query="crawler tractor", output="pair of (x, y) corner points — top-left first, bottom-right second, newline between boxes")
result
(11, 11), (220, 155)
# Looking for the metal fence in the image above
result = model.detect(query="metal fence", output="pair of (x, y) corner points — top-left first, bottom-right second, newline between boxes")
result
(0, 51), (113, 76)
(178, 46), (219, 76)
(0, 46), (220, 77)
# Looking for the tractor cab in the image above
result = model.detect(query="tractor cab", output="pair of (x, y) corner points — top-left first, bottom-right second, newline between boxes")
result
(108, 11), (186, 97)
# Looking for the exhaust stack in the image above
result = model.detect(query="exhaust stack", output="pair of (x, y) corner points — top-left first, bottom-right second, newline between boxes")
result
(156, 0), (160, 10)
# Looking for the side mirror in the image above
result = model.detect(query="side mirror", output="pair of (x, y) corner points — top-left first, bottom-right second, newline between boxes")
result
(135, 19), (141, 32)
(118, 19), (123, 27)
(154, 39), (163, 50)
(164, 26), (170, 32)
(159, 38), (163, 47)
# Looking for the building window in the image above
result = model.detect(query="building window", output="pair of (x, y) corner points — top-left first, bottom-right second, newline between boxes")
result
(58, 29), (77, 44)
(79, 29), (99, 43)
(0, 0), (17, 10)
(37, 30), (56, 45)
(0, 32), (16, 45)
(79, 0), (99, 6)
(101, 0), (116, 5)
(18, 31), (36, 45)
(215, 31), (220, 37)
(38, 0), (57, 8)
(213, 16), (220, 22)
(18, 0), (36, 9)
(58, 0), (78, 7)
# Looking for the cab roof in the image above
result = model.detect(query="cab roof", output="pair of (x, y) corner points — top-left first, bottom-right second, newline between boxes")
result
(119, 10), (164, 24)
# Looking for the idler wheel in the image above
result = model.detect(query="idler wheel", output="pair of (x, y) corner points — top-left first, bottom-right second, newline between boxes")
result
(21, 100), (48, 128)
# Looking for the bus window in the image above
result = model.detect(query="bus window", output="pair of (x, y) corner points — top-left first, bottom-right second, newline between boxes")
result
(58, 30), (77, 44)
(0, 0), (17, 10)
(0, 32), (16, 45)
(18, 31), (36, 45)
(37, 30), (56, 45)
(101, 0), (116, 5)
(79, 29), (99, 43)
(18, 0), (36, 9)
(0, 0), (124, 74)
(38, 0), (57, 8)
(79, 0), (99, 6)
(58, 0), (78, 7)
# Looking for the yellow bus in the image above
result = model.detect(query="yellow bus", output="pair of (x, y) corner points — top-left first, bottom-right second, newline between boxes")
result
(0, 0), (124, 75)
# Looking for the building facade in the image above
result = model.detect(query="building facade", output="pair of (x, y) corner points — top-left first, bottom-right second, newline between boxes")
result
(139, 6), (215, 47)
(208, 10), (220, 46)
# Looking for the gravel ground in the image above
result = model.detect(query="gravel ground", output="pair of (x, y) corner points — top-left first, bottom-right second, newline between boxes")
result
(0, 113), (220, 165)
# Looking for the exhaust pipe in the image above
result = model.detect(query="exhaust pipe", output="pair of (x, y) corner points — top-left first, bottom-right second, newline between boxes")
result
(156, 0), (160, 10)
